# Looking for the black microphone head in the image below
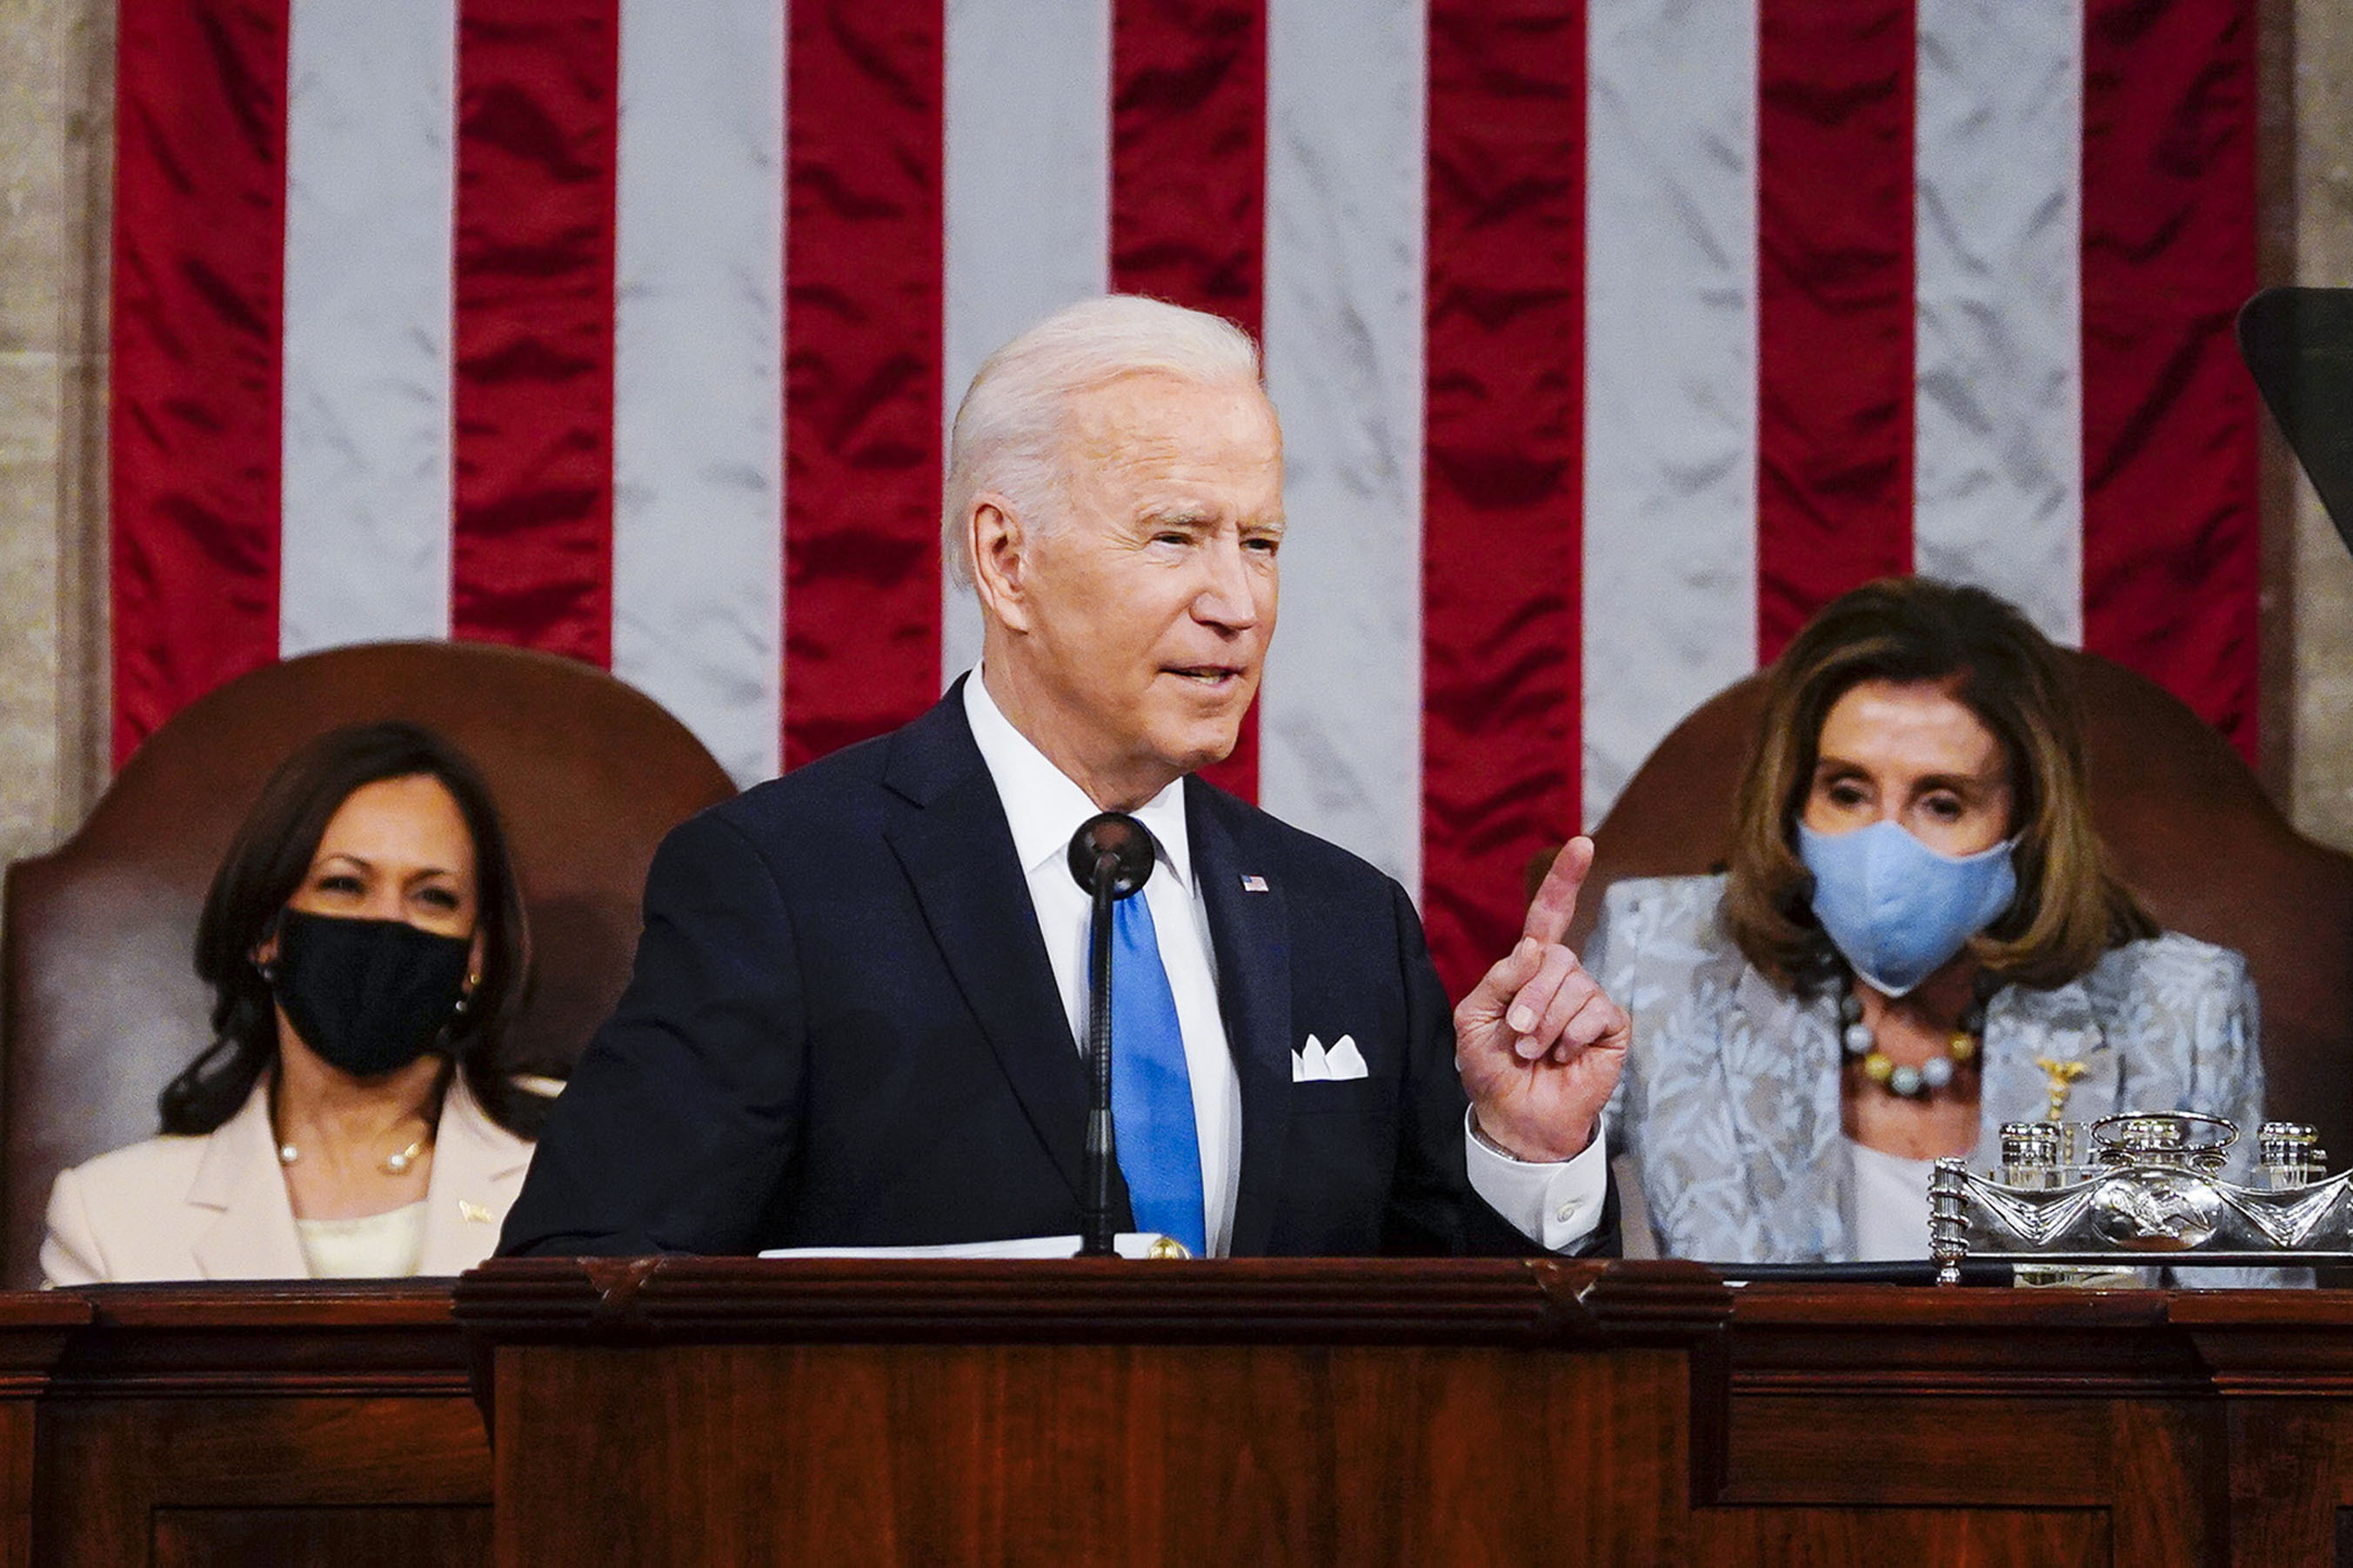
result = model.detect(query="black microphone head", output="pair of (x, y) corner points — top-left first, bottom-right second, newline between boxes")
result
(2241, 287), (2353, 561)
(1068, 811), (1156, 898)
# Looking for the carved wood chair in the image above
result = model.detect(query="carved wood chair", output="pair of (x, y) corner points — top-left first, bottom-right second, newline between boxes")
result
(1562, 650), (2353, 1171)
(1, 642), (738, 1285)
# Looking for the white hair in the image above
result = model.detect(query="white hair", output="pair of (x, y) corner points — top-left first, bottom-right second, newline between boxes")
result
(941, 294), (1263, 585)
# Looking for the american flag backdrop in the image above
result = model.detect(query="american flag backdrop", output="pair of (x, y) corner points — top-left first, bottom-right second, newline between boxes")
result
(109, 0), (2259, 997)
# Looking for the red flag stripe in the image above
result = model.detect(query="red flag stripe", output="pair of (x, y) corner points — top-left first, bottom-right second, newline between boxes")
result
(1109, 0), (1267, 803)
(1422, 0), (1585, 998)
(449, 0), (620, 665)
(109, 0), (291, 764)
(2080, 0), (2261, 763)
(780, 0), (946, 769)
(100, 0), (2275, 979)
(1755, 0), (1915, 662)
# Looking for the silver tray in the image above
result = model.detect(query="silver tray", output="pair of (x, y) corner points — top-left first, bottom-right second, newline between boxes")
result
(1929, 1111), (2348, 1284)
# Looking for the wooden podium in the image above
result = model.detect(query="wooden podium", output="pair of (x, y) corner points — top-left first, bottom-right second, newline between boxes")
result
(0, 1267), (2343, 1561)
(453, 1256), (1732, 1566)
(449, 1258), (2353, 1566)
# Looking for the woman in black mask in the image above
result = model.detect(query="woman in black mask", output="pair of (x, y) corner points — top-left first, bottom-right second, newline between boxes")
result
(41, 722), (545, 1283)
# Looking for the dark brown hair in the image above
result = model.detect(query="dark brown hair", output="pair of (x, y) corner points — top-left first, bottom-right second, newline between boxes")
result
(1723, 577), (2154, 991)
(163, 721), (549, 1139)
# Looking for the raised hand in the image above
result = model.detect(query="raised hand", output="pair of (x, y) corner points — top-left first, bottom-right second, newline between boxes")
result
(1451, 836), (1629, 1163)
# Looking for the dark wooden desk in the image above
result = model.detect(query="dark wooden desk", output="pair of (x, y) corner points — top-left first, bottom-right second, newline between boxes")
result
(9, 1269), (2353, 1564)
(458, 1256), (1733, 1566)
(9, 1283), (489, 1565)
(451, 1258), (2353, 1566)
(1724, 1284), (2223, 1563)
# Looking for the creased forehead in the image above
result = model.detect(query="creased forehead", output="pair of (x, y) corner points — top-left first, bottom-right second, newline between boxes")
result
(1059, 371), (1279, 462)
(1815, 678), (2010, 777)
(1052, 374), (1284, 521)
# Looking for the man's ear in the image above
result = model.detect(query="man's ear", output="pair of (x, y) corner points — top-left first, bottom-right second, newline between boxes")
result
(967, 497), (1034, 633)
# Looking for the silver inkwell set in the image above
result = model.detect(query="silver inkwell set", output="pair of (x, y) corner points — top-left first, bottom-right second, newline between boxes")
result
(1929, 1113), (2347, 1284)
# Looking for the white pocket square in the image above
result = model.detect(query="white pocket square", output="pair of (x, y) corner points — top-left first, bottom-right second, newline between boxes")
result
(1293, 1033), (1369, 1083)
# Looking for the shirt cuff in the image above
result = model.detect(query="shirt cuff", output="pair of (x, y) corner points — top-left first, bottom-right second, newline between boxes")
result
(1461, 1109), (1609, 1251)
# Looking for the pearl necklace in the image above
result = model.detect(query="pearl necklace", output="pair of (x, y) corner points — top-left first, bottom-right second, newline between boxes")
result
(1837, 972), (1988, 1099)
(276, 1135), (429, 1176)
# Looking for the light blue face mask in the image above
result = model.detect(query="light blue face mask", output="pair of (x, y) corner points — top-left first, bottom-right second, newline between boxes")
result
(1795, 819), (2017, 997)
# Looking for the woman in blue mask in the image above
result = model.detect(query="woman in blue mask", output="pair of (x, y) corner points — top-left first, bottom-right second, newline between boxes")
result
(1586, 577), (2264, 1264)
(40, 722), (547, 1283)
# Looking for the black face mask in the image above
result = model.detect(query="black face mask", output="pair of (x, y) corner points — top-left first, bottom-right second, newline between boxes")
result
(270, 910), (473, 1078)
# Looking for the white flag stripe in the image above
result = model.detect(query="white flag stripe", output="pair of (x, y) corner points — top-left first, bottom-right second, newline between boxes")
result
(610, 0), (788, 787)
(1259, 0), (1427, 891)
(939, 0), (1113, 685)
(249, 2), (2168, 865)
(1912, 0), (2084, 644)
(1581, 0), (1762, 830)
(278, 0), (456, 656)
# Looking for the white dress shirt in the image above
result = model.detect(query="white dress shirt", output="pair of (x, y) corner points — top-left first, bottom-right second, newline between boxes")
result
(962, 671), (1605, 1254)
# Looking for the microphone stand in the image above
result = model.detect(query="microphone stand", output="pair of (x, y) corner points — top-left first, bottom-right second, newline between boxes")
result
(1069, 811), (1153, 1258)
(1081, 850), (1120, 1257)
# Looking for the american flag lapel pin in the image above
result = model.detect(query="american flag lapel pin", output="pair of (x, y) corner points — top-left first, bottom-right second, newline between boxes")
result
(1240, 874), (1269, 893)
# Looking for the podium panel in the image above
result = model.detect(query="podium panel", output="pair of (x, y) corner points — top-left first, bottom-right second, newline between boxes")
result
(23, 1284), (490, 1565)
(460, 1258), (1731, 1567)
(498, 1340), (1701, 1564)
(457, 1258), (2353, 1568)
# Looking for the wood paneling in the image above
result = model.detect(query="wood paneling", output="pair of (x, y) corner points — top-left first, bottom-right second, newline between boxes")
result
(37, 1398), (491, 1564)
(457, 1258), (2353, 1567)
(496, 1340), (1700, 1568)
(1696, 1509), (2112, 1563)
(10, 1266), (2353, 1562)
(17, 1283), (487, 1565)
(150, 1505), (491, 1567)
(466, 1259), (1732, 1568)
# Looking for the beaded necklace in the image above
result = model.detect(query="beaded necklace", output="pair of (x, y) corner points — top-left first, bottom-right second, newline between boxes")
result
(1837, 970), (1991, 1099)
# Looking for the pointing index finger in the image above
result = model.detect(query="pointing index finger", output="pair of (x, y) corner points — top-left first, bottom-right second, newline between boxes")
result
(1523, 835), (1594, 950)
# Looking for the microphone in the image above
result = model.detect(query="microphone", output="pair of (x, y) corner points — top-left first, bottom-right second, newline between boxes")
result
(1068, 811), (1156, 900)
(2240, 288), (2353, 561)
(1068, 812), (1155, 1256)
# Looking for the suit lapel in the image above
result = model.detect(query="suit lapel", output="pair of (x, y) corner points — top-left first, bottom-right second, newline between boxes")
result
(883, 689), (1093, 1204)
(418, 1078), (533, 1275)
(190, 1084), (311, 1279)
(1975, 977), (2109, 1158)
(1187, 782), (1292, 1257)
(1716, 968), (1853, 1260)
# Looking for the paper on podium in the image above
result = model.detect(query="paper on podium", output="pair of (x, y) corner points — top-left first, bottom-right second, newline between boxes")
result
(759, 1233), (1182, 1260)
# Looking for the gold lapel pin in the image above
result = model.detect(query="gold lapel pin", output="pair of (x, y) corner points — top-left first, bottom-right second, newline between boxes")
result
(2034, 1057), (2089, 1124)
(458, 1200), (494, 1225)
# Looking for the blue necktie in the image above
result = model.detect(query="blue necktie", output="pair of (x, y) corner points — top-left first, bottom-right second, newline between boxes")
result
(1109, 892), (1207, 1255)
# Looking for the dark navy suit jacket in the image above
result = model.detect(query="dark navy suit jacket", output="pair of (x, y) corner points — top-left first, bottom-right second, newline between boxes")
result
(501, 683), (1600, 1257)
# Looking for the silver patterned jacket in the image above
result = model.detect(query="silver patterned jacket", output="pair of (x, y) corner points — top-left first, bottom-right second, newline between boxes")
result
(1587, 874), (2265, 1264)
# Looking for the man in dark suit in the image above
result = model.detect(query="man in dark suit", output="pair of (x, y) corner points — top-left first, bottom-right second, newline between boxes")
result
(500, 297), (1628, 1258)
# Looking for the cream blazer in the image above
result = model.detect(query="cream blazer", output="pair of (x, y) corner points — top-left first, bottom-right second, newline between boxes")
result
(40, 1071), (534, 1284)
